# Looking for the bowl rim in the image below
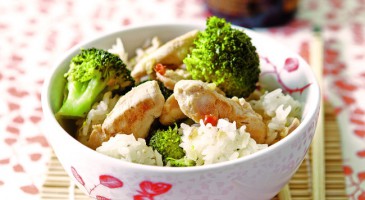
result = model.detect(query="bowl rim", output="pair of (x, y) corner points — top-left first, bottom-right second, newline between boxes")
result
(41, 22), (321, 173)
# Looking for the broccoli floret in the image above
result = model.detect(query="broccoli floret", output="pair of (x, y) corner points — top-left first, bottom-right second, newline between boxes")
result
(137, 80), (172, 100)
(157, 81), (173, 100)
(148, 124), (195, 167)
(183, 16), (260, 97)
(166, 157), (196, 167)
(148, 124), (185, 164)
(56, 48), (134, 118)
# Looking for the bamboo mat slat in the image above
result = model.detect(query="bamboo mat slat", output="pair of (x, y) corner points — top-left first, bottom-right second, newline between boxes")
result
(40, 102), (347, 200)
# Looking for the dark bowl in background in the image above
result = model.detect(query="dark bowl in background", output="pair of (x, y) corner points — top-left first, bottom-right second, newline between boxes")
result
(205, 0), (299, 28)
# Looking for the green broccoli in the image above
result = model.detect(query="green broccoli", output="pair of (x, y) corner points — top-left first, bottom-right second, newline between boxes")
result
(137, 80), (173, 100)
(56, 48), (134, 118)
(183, 16), (260, 97)
(166, 157), (195, 167)
(148, 124), (192, 166)
(157, 81), (173, 100)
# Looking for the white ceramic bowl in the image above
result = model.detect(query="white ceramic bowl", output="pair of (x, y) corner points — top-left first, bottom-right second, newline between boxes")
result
(42, 22), (320, 200)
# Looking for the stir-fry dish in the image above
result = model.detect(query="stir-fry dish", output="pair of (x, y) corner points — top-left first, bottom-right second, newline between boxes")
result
(56, 16), (302, 167)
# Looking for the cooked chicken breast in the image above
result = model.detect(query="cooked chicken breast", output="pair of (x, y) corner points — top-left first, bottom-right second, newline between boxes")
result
(86, 124), (106, 150)
(131, 30), (199, 81)
(102, 80), (165, 139)
(156, 68), (191, 90)
(174, 80), (267, 143)
(159, 94), (186, 125)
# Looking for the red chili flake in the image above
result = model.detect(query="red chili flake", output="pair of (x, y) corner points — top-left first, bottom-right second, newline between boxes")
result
(154, 63), (166, 75)
(203, 114), (218, 126)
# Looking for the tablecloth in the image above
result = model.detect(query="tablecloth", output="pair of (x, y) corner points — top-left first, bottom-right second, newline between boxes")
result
(0, 0), (364, 199)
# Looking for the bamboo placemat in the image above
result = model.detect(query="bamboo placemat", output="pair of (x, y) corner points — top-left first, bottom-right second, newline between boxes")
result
(40, 102), (347, 200)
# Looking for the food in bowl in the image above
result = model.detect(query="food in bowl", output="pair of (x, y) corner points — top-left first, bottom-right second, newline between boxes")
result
(56, 16), (303, 167)
(42, 17), (320, 200)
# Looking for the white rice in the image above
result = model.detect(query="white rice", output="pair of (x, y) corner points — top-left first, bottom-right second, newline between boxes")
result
(130, 36), (162, 70)
(108, 37), (161, 71)
(77, 91), (119, 137)
(135, 36), (161, 60)
(249, 88), (302, 143)
(108, 38), (129, 65)
(179, 119), (268, 166)
(96, 134), (163, 166)
(91, 88), (302, 166)
(88, 39), (303, 167)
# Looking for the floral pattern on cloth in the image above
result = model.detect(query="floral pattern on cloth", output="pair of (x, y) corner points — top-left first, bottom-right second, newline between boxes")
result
(322, 25), (365, 199)
(0, 1), (206, 199)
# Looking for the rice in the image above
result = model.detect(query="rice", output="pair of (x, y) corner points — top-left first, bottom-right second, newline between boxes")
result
(136, 37), (161, 57)
(180, 119), (268, 166)
(96, 134), (163, 166)
(84, 39), (303, 167)
(91, 88), (302, 167)
(108, 38), (129, 65)
(249, 88), (302, 143)
(95, 118), (267, 166)
(77, 91), (119, 138)
(129, 36), (162, 70)
(108, 37), (161, 74)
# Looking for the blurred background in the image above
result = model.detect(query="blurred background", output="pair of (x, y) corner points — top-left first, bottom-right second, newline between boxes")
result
(0, 0), (365, 199)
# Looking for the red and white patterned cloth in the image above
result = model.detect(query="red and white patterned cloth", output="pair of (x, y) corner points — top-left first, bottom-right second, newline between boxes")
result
(0, 0), (364, 199)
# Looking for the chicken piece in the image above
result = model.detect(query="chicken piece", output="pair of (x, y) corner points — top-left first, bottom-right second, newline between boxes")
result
(85, 125), (107, 150)
(288, 118), (300, 134)
(131, 30), (199, 81)
(156, 68), (192, 90)
(174, 80), (267, 143)
(233, 97), (268, 143)
(102, 80), (165, 140)
(159, 94), (186, 125)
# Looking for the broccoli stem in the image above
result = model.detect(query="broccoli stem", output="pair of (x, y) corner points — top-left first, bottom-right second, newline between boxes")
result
(56, 78), (106, 118)
(166, 157), (195, 167)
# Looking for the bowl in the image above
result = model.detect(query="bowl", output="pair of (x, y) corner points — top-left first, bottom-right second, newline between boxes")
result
(41, 22), (320, 200)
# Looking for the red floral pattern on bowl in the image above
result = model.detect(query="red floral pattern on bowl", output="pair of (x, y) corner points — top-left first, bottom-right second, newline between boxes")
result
(71, 166), (171, 200)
